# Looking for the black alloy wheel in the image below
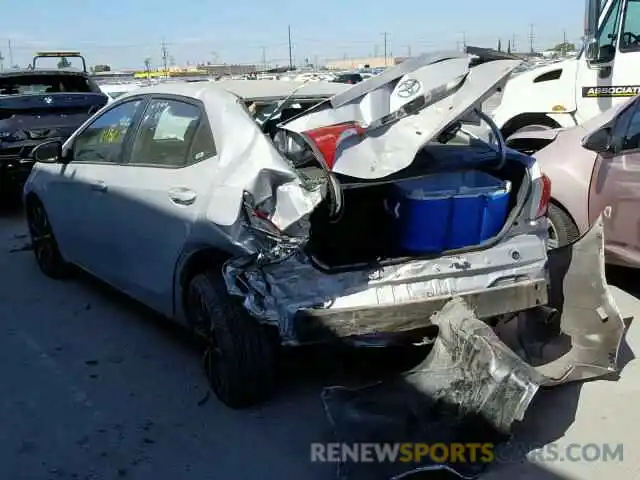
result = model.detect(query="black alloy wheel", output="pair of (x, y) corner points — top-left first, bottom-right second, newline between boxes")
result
(26, 198), (69, 279)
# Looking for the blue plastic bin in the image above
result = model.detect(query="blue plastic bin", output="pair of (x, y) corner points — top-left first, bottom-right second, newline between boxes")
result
(389, 171), (511, 253)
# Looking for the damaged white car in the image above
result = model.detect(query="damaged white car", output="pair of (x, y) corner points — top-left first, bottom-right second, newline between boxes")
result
(23, 52), (625, 412)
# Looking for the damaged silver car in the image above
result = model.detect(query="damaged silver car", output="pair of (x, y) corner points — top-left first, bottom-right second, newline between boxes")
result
(23, 51), (625, 412)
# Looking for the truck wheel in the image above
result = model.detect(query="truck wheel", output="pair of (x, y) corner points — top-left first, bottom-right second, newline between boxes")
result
(186, 272), (277, 408)
(547, 203), (580, 250)
(25, 197), (70, 279)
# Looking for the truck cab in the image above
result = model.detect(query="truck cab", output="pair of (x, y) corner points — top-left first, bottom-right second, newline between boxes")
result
(493, 0), (640, 139)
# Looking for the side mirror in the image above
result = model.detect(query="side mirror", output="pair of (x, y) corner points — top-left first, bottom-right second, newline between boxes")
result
(584, 0), (600, 63)
(585, 37), (600, 62)
(30, 140), (63, 163)
(583, 127), (612, 153)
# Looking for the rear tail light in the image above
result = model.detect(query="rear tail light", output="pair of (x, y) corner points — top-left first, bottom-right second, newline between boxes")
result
(532, 173), (552, 219)
(302, 122), (365, 170)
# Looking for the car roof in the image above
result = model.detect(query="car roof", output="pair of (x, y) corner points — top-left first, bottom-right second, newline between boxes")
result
(118, 79), (349, 104)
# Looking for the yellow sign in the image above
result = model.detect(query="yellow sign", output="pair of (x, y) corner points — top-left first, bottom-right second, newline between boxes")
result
(101, 127), (121, 143)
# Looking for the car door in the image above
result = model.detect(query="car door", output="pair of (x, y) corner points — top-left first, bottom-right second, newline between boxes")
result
(96, 96), (218, 314)
(44, 97), (147, 275)
(589, 96), (640, 265)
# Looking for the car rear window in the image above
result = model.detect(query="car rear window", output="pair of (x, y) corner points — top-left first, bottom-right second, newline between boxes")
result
(0, 74), (94, 95)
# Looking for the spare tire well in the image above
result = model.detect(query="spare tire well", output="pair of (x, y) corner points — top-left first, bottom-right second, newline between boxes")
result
(500, 113), (561, 140)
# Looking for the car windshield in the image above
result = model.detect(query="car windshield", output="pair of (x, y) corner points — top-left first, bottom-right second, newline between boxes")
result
(0, 74), (93, 95)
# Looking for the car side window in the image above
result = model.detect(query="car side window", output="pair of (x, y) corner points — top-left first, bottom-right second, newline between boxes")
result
(187, 121), (217, 166)
(73, 100), (144, 163)
(622, 102), (640, 151)
(129, 98), (202, 167)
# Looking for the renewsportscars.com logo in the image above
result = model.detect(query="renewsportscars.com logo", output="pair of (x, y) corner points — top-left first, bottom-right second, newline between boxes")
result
(582, 85), (640, 97)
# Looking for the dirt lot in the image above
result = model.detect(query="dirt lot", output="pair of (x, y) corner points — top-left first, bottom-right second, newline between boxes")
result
(1, 208), (639, 480)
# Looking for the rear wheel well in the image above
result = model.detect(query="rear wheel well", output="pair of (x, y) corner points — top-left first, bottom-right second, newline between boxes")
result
(24, 192), (39, 206)
(501, 113), (561, 139)
(178, 248), (231, 315)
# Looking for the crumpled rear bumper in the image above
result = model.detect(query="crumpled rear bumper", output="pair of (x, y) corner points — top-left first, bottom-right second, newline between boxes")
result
(293, 278), (547, 343)
(224, 227), (548, 345)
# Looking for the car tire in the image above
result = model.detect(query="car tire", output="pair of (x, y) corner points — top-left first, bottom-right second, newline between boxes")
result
(25, 197), (70, 279)
(187, 272), (277, 409)
(547, 203), (580, 250)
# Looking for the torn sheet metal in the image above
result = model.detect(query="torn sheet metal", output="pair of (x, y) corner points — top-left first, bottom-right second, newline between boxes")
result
(223, 229), (547, 344)
(319, 217), (626, 480)
(321, 298), (542, 480)
(282, 56), (521, 179)
(498, 215), (626, 385)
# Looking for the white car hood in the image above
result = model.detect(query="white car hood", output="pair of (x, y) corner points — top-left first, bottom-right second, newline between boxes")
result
(283, 52), (522, 179)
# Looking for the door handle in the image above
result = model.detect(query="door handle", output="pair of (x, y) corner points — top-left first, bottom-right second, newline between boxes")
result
(90, 181), (108, 192)
(168, 187), (197, 205)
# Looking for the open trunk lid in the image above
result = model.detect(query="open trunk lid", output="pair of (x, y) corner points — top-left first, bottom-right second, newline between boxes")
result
(280, 52), (523, 179)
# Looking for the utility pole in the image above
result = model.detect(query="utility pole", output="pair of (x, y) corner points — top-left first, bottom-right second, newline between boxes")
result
(512, 33), (517, 53)
(161, 39), (169, 77)
(562, 29), (568, 56)
(261, 46), (267, 71)
(382, 32), (389, 66)
(462, 31), (467, 50)
(8, 39), (13, 67)
(288, 25), (293, 69)
(529, 24), (535, 54)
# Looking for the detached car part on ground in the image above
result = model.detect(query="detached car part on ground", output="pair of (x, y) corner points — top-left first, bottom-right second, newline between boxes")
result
(506, 93), (640, 264)
(23, 51), (625, 433)
(0, 69), (108, 204)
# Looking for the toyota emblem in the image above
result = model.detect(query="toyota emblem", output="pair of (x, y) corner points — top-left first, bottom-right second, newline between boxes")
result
(396, 78), (421, 98)
(43, 96), (53, 104)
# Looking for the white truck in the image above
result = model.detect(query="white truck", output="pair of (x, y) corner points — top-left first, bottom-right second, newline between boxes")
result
(493, 0), (640, 139)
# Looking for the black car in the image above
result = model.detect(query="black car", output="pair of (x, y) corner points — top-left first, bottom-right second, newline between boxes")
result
(0, 68), (109, 204)
(332, 73), (364, 84)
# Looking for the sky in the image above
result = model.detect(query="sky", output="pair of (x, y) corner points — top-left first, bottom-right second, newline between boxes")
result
(1, 0), (585, 69)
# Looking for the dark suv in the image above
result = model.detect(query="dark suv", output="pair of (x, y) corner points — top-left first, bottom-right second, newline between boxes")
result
(332, 73), (364, 84)
(0, 69), (108, 204)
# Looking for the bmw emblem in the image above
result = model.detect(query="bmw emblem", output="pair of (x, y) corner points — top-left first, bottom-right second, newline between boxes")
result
(43, 96), (53, 104)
